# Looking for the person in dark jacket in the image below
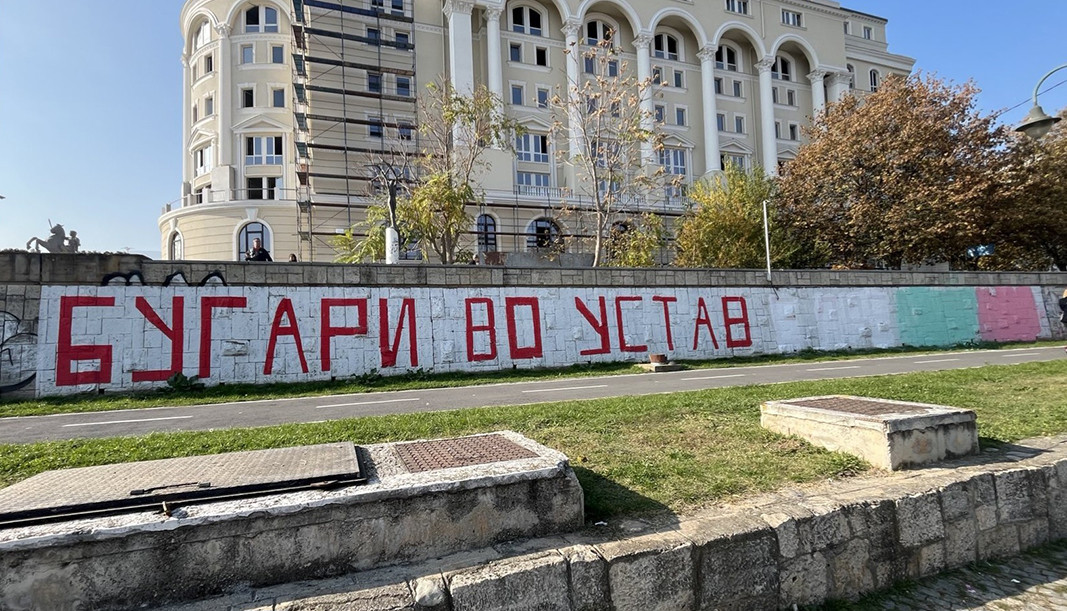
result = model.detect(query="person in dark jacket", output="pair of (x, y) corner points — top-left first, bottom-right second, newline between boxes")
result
(1060, 289), (1067, 354)
(245, 238), (273, 262)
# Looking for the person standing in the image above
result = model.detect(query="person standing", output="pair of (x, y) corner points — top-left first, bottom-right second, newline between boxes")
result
(1060, 289), (1067, 354)
(245, 237), (273, 262)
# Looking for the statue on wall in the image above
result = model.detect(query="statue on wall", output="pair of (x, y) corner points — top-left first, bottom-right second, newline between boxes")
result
(26, 222), (80, 253)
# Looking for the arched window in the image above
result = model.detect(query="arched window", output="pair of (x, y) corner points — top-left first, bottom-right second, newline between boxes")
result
(846, 64), (855, 88)
(654, 33), (679, 61)
(245, 6), (279, 33)
(527, 217), (561, 249)
(476, 214), (497, 253)
(772, 56), (792, 81)
(237, 222), (271, 259)
(715, 45), (738, 72)
(169, 232), (184, 260)
(585, 20), (614, 46)
(193, 21), (211, 50)
(510, 5), (543, 36)
(869, 69), (880, 92)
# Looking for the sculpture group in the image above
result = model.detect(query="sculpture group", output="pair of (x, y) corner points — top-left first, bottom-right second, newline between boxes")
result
(26, 223), (79, 253)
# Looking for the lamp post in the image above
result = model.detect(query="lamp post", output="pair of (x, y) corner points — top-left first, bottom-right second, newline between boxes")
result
(1015, 64), (1067, 140)
(762, 199), (772, 283)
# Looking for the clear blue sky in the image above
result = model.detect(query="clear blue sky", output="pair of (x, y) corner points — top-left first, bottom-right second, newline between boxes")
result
(1, 1), (1065, 257)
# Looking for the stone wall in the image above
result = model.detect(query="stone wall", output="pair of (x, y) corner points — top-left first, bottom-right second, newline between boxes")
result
(2, 253), (1066, 399)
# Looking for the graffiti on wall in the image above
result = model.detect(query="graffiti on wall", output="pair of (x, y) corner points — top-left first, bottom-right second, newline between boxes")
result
(0, 311), (37, 394)
(26, 284), (1059, 397)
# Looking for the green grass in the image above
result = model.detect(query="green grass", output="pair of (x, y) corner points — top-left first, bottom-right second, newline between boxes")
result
(0, 341), (1058, 418)
(2, 360), (1064, 521)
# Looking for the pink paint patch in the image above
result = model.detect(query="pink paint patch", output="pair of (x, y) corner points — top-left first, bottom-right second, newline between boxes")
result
(976, 287), (1042, 342)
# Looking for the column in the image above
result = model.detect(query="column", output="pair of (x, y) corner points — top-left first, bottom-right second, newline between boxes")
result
(484, 8), (503, 100)
(562, 19), (582, 158)
(755, 57), (778, 175)
(828, 72), (852, 103)
(697, 45), (720, 175)
(807, 69), (827, 115)
(215, 24), (233, 167)
(633, 34), (654, 163)
(444, 0), (475, 95)
(181, 53), (190, 193)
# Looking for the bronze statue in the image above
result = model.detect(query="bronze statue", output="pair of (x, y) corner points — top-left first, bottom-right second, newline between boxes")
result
(26, 222), (80, 253)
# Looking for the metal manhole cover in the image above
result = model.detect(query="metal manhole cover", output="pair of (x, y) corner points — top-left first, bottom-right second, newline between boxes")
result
(0, 443), (364, 528)
(394, 434), (538, 473)
(788, 397), (929, 416)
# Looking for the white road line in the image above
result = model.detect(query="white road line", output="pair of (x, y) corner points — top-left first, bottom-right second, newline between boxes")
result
(805, 366), (862, 372)
(1001, 352), (1040, 357)
(521, 384), (609, 394)
(317, 398), (421, 409)
(914, 358), (960, 364)
(62, 416), (195, 428)
(681, 373), (747, 381)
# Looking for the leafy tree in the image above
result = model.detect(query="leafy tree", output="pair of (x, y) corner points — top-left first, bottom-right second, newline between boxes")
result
(605, 213), (666, 267)
(549, 38), (675, 267)
(335, 82), (520, 264)
(674, 163), (820, 268)
(776, 74), (1009, 269)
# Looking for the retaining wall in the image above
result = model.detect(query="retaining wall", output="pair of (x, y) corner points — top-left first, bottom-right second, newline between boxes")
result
(2, 253), (1065, 398)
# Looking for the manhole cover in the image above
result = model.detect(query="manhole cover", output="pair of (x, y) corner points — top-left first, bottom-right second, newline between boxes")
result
(0, 443), (364, 528)
(394, 434), (538, 473)
(788, 396), (929, 416)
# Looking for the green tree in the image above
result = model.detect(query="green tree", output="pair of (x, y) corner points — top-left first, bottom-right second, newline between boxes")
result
(776, 74), (1009, 269)
(605, 213), (666, 267)
(674, 163), (817, 268)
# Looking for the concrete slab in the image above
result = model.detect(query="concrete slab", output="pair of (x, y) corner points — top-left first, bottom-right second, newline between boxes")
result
(760, 395), (979, 470)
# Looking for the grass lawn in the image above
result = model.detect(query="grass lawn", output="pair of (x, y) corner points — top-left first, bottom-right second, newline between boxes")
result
(1, 359), (1064, 521)
(0, 341), (1059, 418)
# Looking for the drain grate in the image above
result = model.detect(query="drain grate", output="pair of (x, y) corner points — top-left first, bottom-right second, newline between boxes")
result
(788, 396), (929, 416)
(394, 434), (538, 473)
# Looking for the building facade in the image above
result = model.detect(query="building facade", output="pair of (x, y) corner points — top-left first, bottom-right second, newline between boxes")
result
(160, 0), (913, 262)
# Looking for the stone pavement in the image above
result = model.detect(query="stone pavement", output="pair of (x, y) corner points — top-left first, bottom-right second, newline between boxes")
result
(824, 540), (1067, 610)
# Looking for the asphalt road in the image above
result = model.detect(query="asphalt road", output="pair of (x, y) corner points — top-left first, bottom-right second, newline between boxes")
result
(1, 346), (1062, 444)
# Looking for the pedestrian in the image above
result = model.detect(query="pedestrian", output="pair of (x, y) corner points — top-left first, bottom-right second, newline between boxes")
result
(288, 253), (298, 262)
(245, 238), (273, 262)
(1060, 289), (1067, 354)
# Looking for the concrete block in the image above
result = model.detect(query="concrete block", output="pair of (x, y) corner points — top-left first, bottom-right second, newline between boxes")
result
(977, 524), (1020, 560)
(943, 519), (977, 568)
(895, 492), (944, 548)
(778, 552), (828, 608)
(447, 552), (569, 611)
(938, 480), (975, 522)
(560, 545), (609, 611)
(1049, 461), (1067, 540)
(827, 538), (873, 600)
(994, 468), (1047, 523)
(598, 531), (694, 611)
(698, 524), (779, 609)
(1018, 517), (1049, 550)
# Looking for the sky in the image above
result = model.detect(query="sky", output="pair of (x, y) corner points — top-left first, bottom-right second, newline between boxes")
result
(1, 1), (1065, 258)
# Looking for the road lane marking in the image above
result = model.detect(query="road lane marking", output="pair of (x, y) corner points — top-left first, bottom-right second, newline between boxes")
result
(1001, 352), (1040, 357)
(317, 398), (421, 409)
(681, 374), (747, 381)
(62, 416), (194, 428)
(521, 384), (609, 394)
(805, 366), (862, 372)
(914, 358), (960, 364)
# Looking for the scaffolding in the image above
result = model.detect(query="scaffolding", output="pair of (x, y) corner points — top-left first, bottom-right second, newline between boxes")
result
(291, 0), (418, 261)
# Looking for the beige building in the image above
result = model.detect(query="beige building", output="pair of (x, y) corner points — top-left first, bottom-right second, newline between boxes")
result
(161, 0), (913, 262)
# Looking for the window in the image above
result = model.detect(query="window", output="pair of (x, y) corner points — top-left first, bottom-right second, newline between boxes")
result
(843, 21), (851, 35)
(397, 76), (411, 97)
(652, 67), (663, 85)
(237, 222), (271, 257)
(786, 89), (796, 106)
(241, 87), (254, 108)
(205, 96), (214, 116)
(204, 54), (214, 74)
(715, 46), (738, 72)
(241, 44), (253, 64)
(869, 69), (880, 92)
(245, 136), (283, 165)
(721, 153), (746, 170)
(782, 9), (802, 27)
(732, 80), (742, 97)
(272, 88), (285, 108)
(675, 107), (686, 126)
(716, 113), (726, 131)
(659, 147), (687, 195)
(516, 171), (551, 194)
(734, 116), (745, 134)
(584, 56), (595, 74)
(372, 0), (405, 16)
(271, 45), (284, 64)
(863, 26), (873, 40)
(774, 121), (781, 139)
(535, 47), (547, 66)
(772, 56), (792, 81)
(607, 60), (619, 77)
(537, 87), (550, 108)
(398, 122), (413, 140)
(395, 32), (409, 48)
(772, 87), (780, 104)
(673, 70), (684, 88)
(847, 64), (855, 88)
(511, 6), (543, 36)
(193, 21), (211, 50)
(510, 43), (522, 62)
(654, 104), (666, 123)
(194, 183), (209, 205)
(369, 117), (384, 138)
(585, 20), (613, 45)
(194, 145), (213, 176)
(476, 214), (497, 252)
(169, 233), (184, 260)
(724, 0), (749, 15)
(368, 72), (382, 93)
(511, 84), (524, 105)
(367, 27), (380, 44)
(653, 33), (679, 61)
(527, 218), (560, 249)
(516, 133), (549, 162)
(789, 124), (799, 140)
(192, 103), (199, 123)
(714, 77), (723, 95)
(245, 6), (279, 33)
(246, 178), (280, 201)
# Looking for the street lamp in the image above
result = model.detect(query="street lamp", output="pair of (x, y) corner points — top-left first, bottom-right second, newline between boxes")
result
(1015, 63), (1067, 140)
